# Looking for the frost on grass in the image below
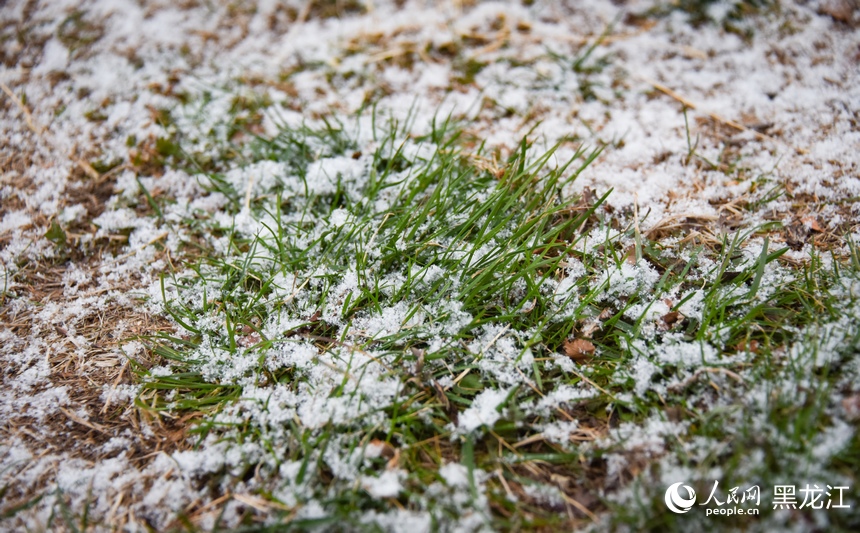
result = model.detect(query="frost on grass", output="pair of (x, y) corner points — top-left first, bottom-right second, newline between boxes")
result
(3, 0), (860, 530)
(132, 112), (613, 527)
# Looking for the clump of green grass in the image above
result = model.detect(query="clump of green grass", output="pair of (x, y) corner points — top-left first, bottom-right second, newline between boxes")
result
(135, 107), (618, 527)
(603, 242), (860, 531)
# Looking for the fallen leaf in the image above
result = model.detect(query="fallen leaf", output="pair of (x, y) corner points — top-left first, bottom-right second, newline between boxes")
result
(237, 334), (261, 347)
(623, 245), (638, 264)
(819, 0), (856, 24)
(564, 339), (596, 363)
(800, 215), (823, 232)
(660, 311), (684, 329)
(664, 406), (684, 422)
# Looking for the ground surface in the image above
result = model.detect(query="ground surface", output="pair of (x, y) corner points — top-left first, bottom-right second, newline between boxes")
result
(1, 0), (860, 531)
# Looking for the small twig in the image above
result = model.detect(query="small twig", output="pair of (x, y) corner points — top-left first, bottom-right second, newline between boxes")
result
(300, 332), (394, 373)
(101, 360), (129, 414)
(646, 77), (754, 135)
(568, 367), (613, 398)
(59, 407), (109, 434)
(188, 492), (233, 517)
(641, 76), (809, 155)
(0, 82), (39, 134)
(71, 152), (101, 180)
(283, 277), (310, 305)
(560, 492), (599, 523)
(496, 469), (515, 499)
(1, 81), (104, 179)
(448, 367), (471, 390)
(232, 493), (291, 512)
(489, 428), (522, 457)
(448, 325), (513, 391)
(513, 433), (545, 448)
(481, 324), (510, 354)
(469, 22), (511, 58)
(644, 213), (719, 240)
(365, 44), (416, 64)
(106, 491), (125, 524)
(112, 231), (169, 262)
(669, 367), (745, 393)
(243, 171), (254, 211)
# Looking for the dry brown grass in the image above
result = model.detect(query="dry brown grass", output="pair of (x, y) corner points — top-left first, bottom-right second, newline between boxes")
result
(0, 76), (190, 530)
(0, 249), (194, 519)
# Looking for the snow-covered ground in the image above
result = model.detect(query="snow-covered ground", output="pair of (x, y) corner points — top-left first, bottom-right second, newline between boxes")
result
(2, 0), (859, 530)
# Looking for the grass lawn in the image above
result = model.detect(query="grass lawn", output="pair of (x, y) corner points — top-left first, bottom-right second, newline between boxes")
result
(2, 0), (859, 531)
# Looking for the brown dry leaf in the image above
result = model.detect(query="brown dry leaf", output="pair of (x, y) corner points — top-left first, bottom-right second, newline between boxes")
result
(623, 245), (638, 265)
(664, 406), (684, 422)
(660, 311), (684, 330)
(819, 0), (857, 24)
(237, 334), (261, 347)
(563, 338), (596, 363)
(800, 215), (823, 232)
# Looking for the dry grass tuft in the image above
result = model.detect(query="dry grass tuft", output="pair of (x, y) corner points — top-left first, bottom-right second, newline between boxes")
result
(1, 256), (191, 509)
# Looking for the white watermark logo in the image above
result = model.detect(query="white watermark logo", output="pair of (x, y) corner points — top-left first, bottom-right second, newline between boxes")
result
(665, 482), (697, 514)
(663, 481), (851, 517)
